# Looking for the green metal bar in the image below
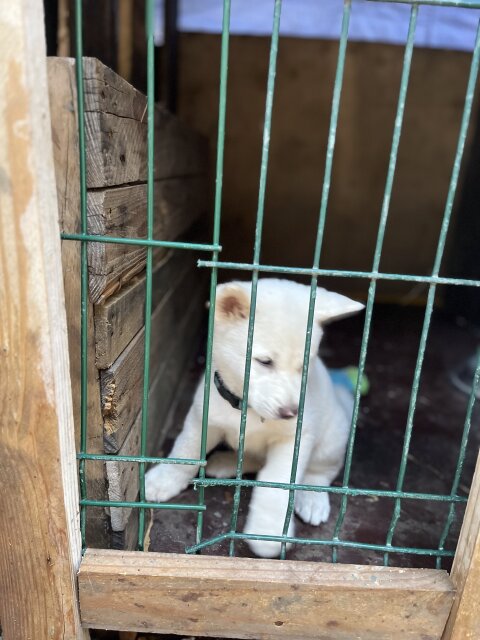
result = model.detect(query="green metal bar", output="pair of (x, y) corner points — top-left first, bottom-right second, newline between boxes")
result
(137, 0), (155, 551)
(192, 478), (467, 503)
(369, 0), (480, 7)
(228, 0), (283, 556)
(332, 4), (419, 564)
(197, 260), (480, 287)
(186, 533), (231, 553)
(78, 453), (205, 465)
(61, 233), (220, 252)
(194, 0), (231, 548)
(186, 532), (455, 558)
(384, 18), (480, 566)
(436, 352), (480, 568)
(280, 0), (352, 559)
(81, 499), (205, 511)
(74, 0), (88, 552)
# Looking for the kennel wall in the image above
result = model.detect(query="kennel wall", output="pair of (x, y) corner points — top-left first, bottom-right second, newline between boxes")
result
(1, 0), (480, 638)
(48, 55), (209, 549)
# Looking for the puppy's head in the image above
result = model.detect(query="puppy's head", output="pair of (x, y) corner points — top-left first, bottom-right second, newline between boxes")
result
(212, 279), (364, 421)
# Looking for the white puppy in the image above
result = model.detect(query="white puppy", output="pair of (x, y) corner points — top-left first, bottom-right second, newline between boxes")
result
(146, 278), (364, 557)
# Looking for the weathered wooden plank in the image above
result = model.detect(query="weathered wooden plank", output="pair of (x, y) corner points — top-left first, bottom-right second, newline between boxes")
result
(101, 262), (205, 454)
(77, 56), (208, 188)
(87, 176), (207, 303)
(94, 249), (187, 369)
(116, 336), (202, 550)
(0, 3), (86, 636)
(82, 56), (143, 118)
(79, 550), (454, 640)
(105, 284), (205, 540)
(442, 452), (480, 640)
(107, 413), (142, 533)
(85, 109), (207, 187)
(48, 56), (111, 547)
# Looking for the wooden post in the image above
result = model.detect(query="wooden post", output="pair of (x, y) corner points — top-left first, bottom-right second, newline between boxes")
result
(118, 0), (134, 83)
(443, 452), (480, 639)
(0, 1), (86, 638)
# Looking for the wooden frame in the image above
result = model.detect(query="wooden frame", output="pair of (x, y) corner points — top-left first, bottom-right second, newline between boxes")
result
(0, 1), (87, 638)
(442, 453), (480, 640)
(1, 1), (479, 639)
(78, 550), (454, 639)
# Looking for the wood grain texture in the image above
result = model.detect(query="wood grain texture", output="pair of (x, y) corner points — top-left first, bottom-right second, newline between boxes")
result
(80, 56), (207, 189)
(49, 57), (208, 304)
(107, 412), (142, 532)
(48, 56), (111, 547)
(106, 283), (206, 541)
(83, 57), (144, 119)
(87, 176), (207, 303)
(101, 257), (203, 454)
(442, 452), (480, 640)
(79, 550), (454, 639)
(0, 3), (86, 637)
(94, 250), (185, 370)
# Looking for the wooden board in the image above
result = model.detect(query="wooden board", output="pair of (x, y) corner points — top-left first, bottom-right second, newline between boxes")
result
(107, 413), (142, 532)
(87, 176), (207, 303)
(101, 262), (205, 454)
(48, 56), (111, 547)
(49, 56), (208, 304)
(0, 2), (86, 636)
(94, 249), (186, 369)
(442, 452), (480, 640)
(79, 550), (454, 640)
(80, 56), (207, 188)
(105, 284), (205, 542)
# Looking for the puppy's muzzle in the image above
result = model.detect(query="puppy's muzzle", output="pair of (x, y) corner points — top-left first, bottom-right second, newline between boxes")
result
(278, 405), (299, 420)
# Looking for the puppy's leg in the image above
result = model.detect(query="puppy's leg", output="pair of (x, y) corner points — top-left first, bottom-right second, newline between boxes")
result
(145, 409), (222, 503)
(207, 450), (263, 478)
(294, 465), (342, 526)
(295, 445), (345, 526)
(244, 437), (312, 558)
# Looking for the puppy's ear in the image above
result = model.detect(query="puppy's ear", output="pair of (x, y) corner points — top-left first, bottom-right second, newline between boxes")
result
(216, 283), (250, 321)
(315, 288), (364, 324)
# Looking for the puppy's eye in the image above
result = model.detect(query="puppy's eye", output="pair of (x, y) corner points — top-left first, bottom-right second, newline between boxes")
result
(255, 357), (274, 367)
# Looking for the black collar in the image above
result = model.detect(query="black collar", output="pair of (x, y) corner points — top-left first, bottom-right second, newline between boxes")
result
(214, 371), (244, 411)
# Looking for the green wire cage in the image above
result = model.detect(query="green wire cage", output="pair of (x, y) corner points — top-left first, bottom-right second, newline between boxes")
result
(65, 0), (480, 570)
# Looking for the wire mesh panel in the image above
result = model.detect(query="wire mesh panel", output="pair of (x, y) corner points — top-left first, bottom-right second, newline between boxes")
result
(65, 0), (480, 566)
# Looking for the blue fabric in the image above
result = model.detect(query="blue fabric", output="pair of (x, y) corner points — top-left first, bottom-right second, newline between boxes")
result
(155, 0), (480, 53)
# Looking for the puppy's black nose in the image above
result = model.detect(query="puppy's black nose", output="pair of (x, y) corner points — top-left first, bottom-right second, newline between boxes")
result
(278, 406), (298, 420)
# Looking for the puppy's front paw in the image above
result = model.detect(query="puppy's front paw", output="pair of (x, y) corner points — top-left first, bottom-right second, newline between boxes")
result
(295, 490), (330, 526)
(145, 465), (187, 503)
(246, 537), (292, 559)
(244, 506), (294, 558)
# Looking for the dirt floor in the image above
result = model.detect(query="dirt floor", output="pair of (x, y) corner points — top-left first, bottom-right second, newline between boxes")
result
(145, 304), (479, 569)
(90, 303), (479, 640)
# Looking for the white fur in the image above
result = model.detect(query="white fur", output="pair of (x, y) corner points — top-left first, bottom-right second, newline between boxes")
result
(146, 279), (363, 557)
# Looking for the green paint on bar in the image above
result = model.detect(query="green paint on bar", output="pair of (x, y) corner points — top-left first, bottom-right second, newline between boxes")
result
(229, 0), (283, 557)
(195, 0), (232, 548)
(334, 3), (419, 564)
